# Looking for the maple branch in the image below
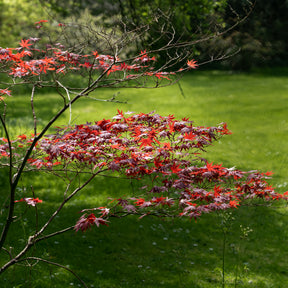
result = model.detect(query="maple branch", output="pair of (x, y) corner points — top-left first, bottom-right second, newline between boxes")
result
(56, 80), (72, 125)
(0, 115), (15, 251)
(85, 93), (127, 104)
(34, 171), (104, 238)
(31, 186), (39, 233)
(11, 257), (88, 288)
(1, 247), (13, 260)
(0, 115), (13, 186)
(0, 170), (105, 275)
(34, 226), (74, 243)
(0, 64), (111, 251)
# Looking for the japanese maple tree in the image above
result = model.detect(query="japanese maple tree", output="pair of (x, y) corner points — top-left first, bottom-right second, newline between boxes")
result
(0, 18), (286, 287)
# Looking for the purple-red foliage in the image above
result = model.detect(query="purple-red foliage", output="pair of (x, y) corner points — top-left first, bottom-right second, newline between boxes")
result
(1, 111), (287, 231)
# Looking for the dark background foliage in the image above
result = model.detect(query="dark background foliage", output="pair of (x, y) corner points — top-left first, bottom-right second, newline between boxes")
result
(1, 0), (287, 70)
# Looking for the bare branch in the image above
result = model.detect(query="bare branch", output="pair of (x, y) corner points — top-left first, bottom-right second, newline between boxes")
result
(17, 257), (88, 288)
(56, 80), (72, 125)
(30, 85), (37, 136)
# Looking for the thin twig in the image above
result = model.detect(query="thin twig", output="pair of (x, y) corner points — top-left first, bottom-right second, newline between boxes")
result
(1, 247), (13, 260)
(18, 257), (88, 288)
(56, 80), (72, 125)
(30, 85), (37, 136)
(31, 186), (39, 233)
(35, 226), (74, 243)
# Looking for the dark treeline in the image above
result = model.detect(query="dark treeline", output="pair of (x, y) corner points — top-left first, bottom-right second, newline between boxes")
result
(1, 0), (287, 70)
(223, 0), (288, 69)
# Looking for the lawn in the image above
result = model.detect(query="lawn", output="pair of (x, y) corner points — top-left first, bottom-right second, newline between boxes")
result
(1, 69), (288, 287)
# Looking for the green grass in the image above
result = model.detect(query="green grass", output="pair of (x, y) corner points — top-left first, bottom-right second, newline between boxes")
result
(1, 69), (288, 287)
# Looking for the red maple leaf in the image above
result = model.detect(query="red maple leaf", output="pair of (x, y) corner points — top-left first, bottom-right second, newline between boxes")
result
(74, 213), (109, 232)
(0, 89), (12, 97)
(229, 200), (239, 208)
(15, 198), (42, 206)
(187, 59), (198, 69)
(213, 185), (222, 197)
(135, 198), (146, 206)
(19, 39), (32, 50)
(170, 163), (181, 174)
(184, 132), (196, 141)
(35, 20), (48, 25)
(221, 123), (232, 135)
(139, 138), (153, 148)
(17, 134), (27, 140)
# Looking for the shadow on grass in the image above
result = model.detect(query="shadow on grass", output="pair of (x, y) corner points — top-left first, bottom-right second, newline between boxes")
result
(1, 172), (288, 288)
